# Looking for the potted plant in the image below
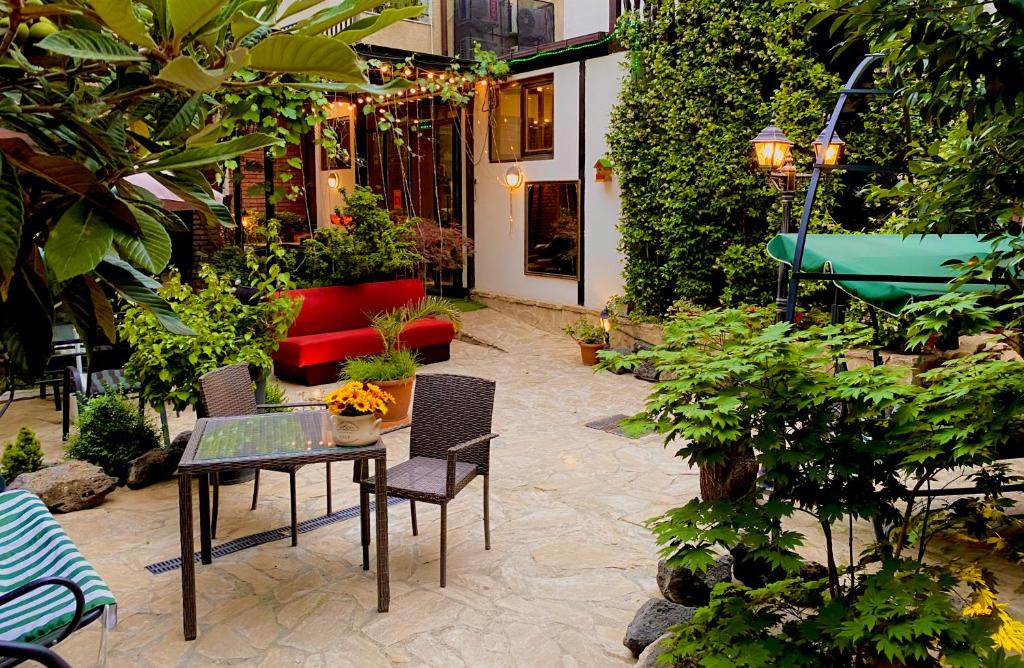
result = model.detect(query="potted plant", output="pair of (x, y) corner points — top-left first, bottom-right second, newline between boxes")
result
(324, 381), (392, 446)
(342, 297), (461, 424)
(563, 316), (606, 365)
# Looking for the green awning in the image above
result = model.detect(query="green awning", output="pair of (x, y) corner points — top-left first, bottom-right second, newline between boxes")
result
(766, 233), (1009, 314)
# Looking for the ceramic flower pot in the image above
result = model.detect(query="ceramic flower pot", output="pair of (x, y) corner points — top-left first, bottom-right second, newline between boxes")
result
(578, 342), (605, 366)
(374, 376), (415, 424)
(331, 413), (382, 446)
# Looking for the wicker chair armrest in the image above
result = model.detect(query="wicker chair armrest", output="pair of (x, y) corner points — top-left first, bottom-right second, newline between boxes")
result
(0, 577), (85, 646)
(0, 641), (72, 668)
(446, 433), (498, 497)
(256, 402), (326, 412)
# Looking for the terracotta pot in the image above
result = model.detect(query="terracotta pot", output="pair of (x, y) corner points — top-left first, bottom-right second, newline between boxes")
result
(331, 413), (382, 447)
(578, 342), (605, 366)
(373, 376), (415, 424)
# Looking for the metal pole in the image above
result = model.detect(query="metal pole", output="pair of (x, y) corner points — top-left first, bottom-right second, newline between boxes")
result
(774, 156), (797, 322)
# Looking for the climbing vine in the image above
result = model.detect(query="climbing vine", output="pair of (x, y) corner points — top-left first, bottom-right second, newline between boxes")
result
(607, 0), (904, 315)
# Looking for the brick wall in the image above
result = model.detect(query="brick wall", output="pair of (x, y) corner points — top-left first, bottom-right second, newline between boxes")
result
(239, 143), (310, 220)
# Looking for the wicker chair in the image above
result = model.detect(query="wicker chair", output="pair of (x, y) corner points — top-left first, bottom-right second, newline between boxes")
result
(359, 373), (497, 587)
(197, 364), (326, 545)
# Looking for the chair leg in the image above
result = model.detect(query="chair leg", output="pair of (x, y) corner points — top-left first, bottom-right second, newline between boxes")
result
(410, 500), (418, 536)
(483, 475), (491, 551)
(211, 474), (220, 539)
(250, 470), (261, 511)
(51, 382), (61, 411)
(326, 463), (332, 516)
(289, 470), (298, 547)
(440, 502), (448, 588)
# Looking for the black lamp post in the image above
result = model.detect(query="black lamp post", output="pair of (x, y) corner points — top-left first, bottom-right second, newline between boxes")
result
(751, 121), (845, 321)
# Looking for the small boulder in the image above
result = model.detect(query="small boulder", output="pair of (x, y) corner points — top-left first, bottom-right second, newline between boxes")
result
(169, 430), (192, 452)
(636, 632), (693, 668)
(126, 446), (184, 489)
(623, 599), (696, 658)
(657, 553), (734, 606)
(9, 462), (117, 513)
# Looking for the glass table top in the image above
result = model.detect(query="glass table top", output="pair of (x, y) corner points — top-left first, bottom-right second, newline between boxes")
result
(194, 411), (359, 461)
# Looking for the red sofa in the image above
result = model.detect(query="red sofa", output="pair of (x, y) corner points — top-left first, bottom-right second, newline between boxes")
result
(272, 279), (455, 386)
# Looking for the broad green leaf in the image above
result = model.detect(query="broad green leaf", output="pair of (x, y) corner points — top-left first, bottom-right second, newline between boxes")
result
(248, 34), (362, 81)
(112, 204), (172, 274)
(0, 154), (24, 289)
(88, 0), (158, 49)
(290, 0), (384, 35)
(95, 257), (194, 336)
(36, 29), (145, 61)
(137, 133), (275, 172)
(167, 0), (223, 39)
(43, 201), (115, 282)
(0, 249), (53, 379)
(230, 11), (265, 42)
(332, 5), (424, 42)
(157, 48), (250, 92)
(0, 137), (138, 233)
(150, 170), (234, 227)
(154, 94), (202, 141)
(277, 0), (382, 23)
(60, 275), (117, 351)
(185, 121), (232, 148)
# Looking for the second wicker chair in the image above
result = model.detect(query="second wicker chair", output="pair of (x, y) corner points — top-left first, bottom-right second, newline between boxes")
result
(359, 373), (498, 587)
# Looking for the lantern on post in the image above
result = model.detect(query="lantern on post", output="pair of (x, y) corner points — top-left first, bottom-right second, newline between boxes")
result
(812, 128), (846, 167)
(750, 122), (793, 171)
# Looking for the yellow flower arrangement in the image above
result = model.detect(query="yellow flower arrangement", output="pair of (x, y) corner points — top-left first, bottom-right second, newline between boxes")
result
(325, 381), (394, 417)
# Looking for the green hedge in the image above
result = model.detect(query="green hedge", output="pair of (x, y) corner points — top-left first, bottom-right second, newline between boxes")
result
(608, 0), (903, 315)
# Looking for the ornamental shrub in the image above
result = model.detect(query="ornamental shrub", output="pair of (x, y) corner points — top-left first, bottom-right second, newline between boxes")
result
(601, 305), (1024, 664)
(67, 394), (160, 482)
(296, 187), (420, 286)
(119, 245), (299, 412)
(608, 0), (905, 315)
(1, 426), (44, 481)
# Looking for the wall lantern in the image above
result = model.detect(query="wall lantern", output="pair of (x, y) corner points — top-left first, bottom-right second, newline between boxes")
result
(599, 308), (612, 345)
(751, 122), (792, 171)
(504, 165), (524, 190)
(326, 172), (339, 189)
(594, 158), (614, 182)
(812, 128), (846, 167)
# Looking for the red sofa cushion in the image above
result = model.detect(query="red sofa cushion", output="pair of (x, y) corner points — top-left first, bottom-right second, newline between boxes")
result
(284, 279), (427, 337)
(274, 327), (384, 368)
(398, 318), (457, 351)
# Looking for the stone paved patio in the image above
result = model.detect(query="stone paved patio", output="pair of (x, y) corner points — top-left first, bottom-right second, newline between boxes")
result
(1, 307), (695, 667)
(5, 306), (1024, 666)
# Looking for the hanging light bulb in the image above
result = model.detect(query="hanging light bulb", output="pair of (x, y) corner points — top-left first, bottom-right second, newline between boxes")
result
(403, 67), (412, 77)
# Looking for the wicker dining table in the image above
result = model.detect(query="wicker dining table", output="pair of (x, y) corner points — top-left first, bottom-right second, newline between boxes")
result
(175, 410), (389, 641)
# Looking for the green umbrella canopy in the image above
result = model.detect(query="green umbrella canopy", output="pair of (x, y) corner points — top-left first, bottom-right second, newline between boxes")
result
(766, 233), (1012, 314)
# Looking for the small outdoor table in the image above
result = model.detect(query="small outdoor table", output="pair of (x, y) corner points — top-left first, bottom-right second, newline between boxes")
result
(175, 410), (389, 641)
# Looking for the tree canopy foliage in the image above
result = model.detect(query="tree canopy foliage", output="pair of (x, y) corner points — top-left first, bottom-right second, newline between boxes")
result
(0, 0), (419, 380)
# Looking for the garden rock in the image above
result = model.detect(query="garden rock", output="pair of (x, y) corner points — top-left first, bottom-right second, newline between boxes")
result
(636, 632), (693, 668)
(632, 343), (661, 382)
(623, 598), (696, 658)
(126, 446), (185, 489)
(9, 462), (117, 513)
(657, 553), (734, 606)
(169, 430), (192, 452)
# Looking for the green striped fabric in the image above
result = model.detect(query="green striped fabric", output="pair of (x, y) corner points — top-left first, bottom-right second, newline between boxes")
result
(0, 490), (116, 643)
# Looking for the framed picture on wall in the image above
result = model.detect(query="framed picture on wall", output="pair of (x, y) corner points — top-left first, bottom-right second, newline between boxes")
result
(320, 117), (352, 170)
(524, 180), (580, 279)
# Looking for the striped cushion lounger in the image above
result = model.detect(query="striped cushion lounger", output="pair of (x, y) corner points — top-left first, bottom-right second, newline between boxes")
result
(0, 490), (116, 668)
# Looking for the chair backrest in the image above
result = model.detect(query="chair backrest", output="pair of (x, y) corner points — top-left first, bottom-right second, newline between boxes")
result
(409, 374), (496, 472)
(198, 364), (258, 418)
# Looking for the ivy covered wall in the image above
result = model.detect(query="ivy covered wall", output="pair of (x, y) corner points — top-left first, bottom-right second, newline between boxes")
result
(607, 0), (902, 315)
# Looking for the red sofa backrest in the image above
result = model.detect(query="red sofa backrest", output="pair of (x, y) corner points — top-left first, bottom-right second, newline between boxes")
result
(285, 279), (427, 337)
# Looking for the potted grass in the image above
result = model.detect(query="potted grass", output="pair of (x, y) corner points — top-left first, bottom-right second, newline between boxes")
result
(342, 297), (461, 424)
(563, 316), (607, 365)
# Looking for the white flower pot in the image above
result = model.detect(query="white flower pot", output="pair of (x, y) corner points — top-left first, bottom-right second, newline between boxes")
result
(331, 414), (382, 447)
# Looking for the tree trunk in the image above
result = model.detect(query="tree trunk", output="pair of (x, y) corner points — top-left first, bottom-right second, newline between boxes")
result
(699, 454), (758, 501)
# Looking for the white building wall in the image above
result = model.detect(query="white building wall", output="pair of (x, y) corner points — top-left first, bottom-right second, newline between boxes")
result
(560, 0), (612, 38)
(582, 51), (626, 309)
(471, 51), (627, 310)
